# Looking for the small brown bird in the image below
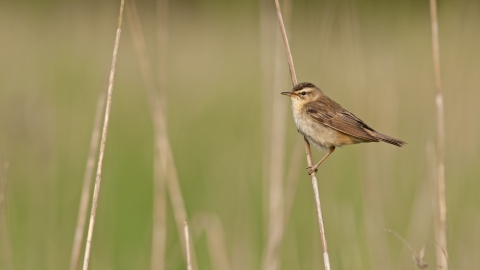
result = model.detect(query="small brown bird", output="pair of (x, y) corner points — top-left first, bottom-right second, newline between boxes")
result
(282, 82), (406, 175)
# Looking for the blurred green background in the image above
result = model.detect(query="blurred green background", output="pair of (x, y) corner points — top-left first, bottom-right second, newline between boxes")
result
(1, 0), (480, 269)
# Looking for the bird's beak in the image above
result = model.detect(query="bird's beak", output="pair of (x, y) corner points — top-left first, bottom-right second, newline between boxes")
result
(281, 92), (294, 97)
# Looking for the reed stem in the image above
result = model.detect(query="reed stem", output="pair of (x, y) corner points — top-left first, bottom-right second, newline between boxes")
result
(273, 0), (331, 269)
(70, 92), (106, 270)
(81, 1), (125, 269)
(428, 0), (447, 269)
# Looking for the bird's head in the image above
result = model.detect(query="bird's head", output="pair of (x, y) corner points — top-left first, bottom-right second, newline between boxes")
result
(281, 82), (323, 105)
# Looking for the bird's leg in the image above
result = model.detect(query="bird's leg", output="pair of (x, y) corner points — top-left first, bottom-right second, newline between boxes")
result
(307, 147), (335, 175)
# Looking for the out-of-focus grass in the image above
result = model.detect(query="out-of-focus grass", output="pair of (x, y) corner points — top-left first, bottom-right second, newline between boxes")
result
(1, 0), (480, 269)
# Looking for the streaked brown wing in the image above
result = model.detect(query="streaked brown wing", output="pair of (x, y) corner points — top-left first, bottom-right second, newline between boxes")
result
(305, 97), (379, 142)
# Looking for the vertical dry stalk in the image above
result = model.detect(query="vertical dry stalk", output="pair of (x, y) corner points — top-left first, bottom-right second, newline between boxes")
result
(0, 161), (10, 239)
(0, 162), (9, 235)
(82, 1), (125, 269)
(151, 141), (167, 270)
(363, 151), (392, 270)
(69, 91), (106, 270)
(0, 162), (13, 270)
(282, 139), (304, 225)
(428, 0), (448, 269)
(184, 220), (193, 270)
(164, 149), (193, 263)
(125, 6), (169, 270)
(126, 3), (196, 268)
(426, 143), (451, 270)
(400, 168), (432, 269)
(315, 0), (337, 76)
(152, 20), (170, 270)
(192, 213), (231, 270)
(260, 0), (275, 211)
(273, 0), (296, 86)
(262, 0), (291, 268)
(273, 1), (331, 269)
(156, 0), (169, 111)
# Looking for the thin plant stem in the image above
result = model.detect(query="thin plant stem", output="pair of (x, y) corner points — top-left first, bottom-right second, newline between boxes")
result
(434, 242), (453, 270)
(81, 1), (125, 269)
(273, 0), (331, 269)
(164, 136), (195, 265)
(0, 162), (9, 237)
(260, 0), (275, 213)
(126, 3), (196, 268)
(385, 229), (416, 257)
(184, 220), (193, 270)
(0, 162), (13, 270)
(262, 2), (290, 269)
(283, 139), (304, 226)
(385, 229), (428, 269)
(127, 1), (168, 270)
(273, 0), (297, 86)
(261, 2), (301, 267)
(70, 91), (106, 270)
(315, 0), (338, 76)
(426, 143), (452, 270)
(192, 213), (231, 270)
(152, 139), (167, 270)
(151, 142), (168, 270)
(0, 161), (14, 269)
(398, 157), (432, 269)
(363, 150), (391, 270)
(156, 0), (169, 111)
(428, 0), (447, 269)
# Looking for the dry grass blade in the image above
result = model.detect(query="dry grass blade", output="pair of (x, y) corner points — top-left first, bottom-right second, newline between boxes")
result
(261, 0), (291, 268)
(385, 229), (428, 269)
(273, 0), (296, 86)
(126, 6), (170, 269)
(273, 0), (331, 269)
(264, 138), (303, 268)
(81, 1), (125, 269)
(0, 162), (13, 270)
(282, 139), (304, 226)
(262, 44), (286, 270)
(0, 161), (13, 270)
(192, 213), (231, 270)
(315, 0), (338, 75)
(69, 91), (106, 270)
(434, 242), (453, 270)
(0, 162), (9, 236)
(126, 2), (196, 268)
(428, 0), (448, 269)
(184, 220), (193, 270)
(151, 141), (167, 270)
(156, 0), (169, 110)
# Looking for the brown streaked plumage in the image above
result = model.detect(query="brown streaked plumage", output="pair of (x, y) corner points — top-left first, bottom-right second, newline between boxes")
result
(282, 82), (406, 175)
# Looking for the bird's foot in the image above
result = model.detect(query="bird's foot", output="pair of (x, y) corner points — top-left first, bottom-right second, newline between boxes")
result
(306, 166), (318, 175)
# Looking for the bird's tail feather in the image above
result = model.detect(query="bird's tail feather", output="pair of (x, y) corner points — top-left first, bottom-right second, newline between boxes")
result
(375, 132), (406, 147)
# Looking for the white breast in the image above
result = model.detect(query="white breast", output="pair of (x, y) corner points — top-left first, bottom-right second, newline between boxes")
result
(291, 103), (337, 152)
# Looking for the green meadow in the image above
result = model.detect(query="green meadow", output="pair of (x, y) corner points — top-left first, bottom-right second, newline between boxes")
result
(1, 0), (479, 269)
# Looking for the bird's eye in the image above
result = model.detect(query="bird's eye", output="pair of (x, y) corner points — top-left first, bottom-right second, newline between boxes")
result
(301, 91), (306, 96)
